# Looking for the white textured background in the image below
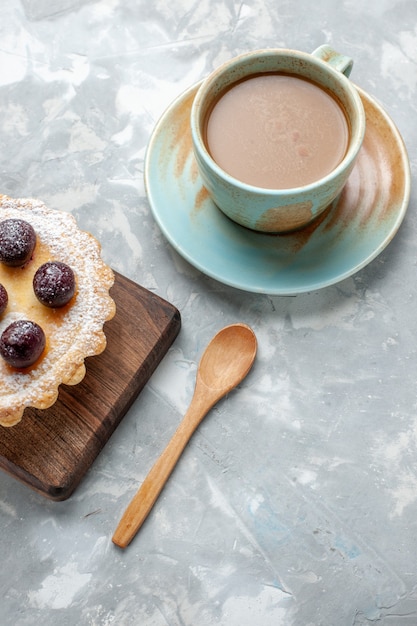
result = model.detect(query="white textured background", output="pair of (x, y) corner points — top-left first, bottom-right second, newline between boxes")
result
(0, 1), (416, 624)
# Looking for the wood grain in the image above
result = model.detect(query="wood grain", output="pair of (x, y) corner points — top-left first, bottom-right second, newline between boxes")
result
(0, 271), (181, 500)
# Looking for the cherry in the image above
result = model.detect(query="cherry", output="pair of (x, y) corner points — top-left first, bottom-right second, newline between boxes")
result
(0, 320), (46, 368)
(0, 219), (36, 267)
(0, 284), (7, 315)
(33, 261), (75, 308)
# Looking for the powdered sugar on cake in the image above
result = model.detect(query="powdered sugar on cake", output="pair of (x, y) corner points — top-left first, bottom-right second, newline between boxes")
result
(0, 196), (116, 426)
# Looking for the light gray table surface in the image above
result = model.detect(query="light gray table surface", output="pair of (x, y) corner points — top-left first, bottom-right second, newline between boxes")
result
(1, 1), (416, 625)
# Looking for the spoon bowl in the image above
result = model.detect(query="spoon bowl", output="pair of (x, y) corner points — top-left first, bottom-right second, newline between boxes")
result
(198, 323), (257, 392)
(112, 323), (257, 548)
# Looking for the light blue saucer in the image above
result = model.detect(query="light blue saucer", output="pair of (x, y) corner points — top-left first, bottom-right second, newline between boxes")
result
(144, 82), (410, 295)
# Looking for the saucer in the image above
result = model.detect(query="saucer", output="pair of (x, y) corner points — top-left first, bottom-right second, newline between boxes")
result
(144, 82), (410, 295)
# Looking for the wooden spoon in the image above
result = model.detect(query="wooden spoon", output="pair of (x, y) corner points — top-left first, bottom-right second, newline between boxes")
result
(112, 323), (257, 548)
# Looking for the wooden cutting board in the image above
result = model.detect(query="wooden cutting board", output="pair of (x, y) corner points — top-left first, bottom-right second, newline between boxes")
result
(0, 271), (181, 501)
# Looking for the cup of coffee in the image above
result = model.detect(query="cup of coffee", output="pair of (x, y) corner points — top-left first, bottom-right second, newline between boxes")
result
(190, 45), (366, 233)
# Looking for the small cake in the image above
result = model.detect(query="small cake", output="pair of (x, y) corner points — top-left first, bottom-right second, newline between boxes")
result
(0, 195), (116, 426)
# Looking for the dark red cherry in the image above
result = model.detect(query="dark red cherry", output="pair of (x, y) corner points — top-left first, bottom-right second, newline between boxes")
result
(0, 284), (7, 315)
(33, 261), (75, 308)
(0, 219), (36, 267)
(0, 320), (46, 368)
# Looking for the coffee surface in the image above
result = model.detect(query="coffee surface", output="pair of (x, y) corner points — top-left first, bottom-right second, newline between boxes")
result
(205, 74), (349, 189)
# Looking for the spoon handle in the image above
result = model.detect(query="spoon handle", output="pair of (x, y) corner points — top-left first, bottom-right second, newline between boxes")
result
(112, 390), (211, 548)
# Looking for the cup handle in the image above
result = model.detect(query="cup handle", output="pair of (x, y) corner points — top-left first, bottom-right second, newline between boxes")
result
(312, 44), (353, 77)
